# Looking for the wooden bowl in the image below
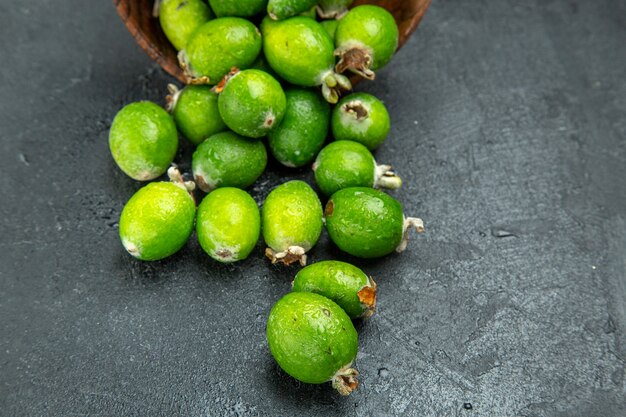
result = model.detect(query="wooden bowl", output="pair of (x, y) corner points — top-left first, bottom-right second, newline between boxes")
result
(113, 0), (432, 84)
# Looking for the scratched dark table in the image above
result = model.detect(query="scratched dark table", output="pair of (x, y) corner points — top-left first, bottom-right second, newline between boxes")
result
(1, 0), (625, 416)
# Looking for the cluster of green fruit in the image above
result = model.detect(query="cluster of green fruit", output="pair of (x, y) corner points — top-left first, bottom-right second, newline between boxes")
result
(109, 0), (425, 396)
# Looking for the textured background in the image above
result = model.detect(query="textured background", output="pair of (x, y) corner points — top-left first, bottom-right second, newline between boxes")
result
(1, 0), (625, 416)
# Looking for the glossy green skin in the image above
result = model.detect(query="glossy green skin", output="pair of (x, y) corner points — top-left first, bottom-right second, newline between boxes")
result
(267, 292), (358, 384)
(119, 182), (195, 261)
(320, 20), (339, 40)
(159, 0), (213, 51)
(262, 180), (323, 253)
(109, 101), (178, 181)
(335, 5), (399, 71)
(293, 261), (370, 319)
(192, 131), (267, 191)
(209, 0), (267, 18)
(268, 89), (330, 168)
(172, 85), (227, 146)
(267, 0), (318, 20)
(318, 0), (353, 18)
(196, 188), (260, 263)
(218, 70), (287, 138)
(314, 140), (375, 196)
(325, 187), (404, 258)
(262, 17), (335, 87)
(183, 18), (262, 84)
(332, 92), (391, 150)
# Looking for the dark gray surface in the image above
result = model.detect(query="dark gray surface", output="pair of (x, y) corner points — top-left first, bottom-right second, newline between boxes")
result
(1, 0), (625, 415)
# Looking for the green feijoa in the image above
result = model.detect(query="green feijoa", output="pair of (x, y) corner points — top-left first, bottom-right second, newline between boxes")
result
(192, 131), (267, 192)
(292, 261), (377, 319)
(261, 16), (351, 104)
(313, 140), (401, 196)
(267, 0), (318, 20)
(299, 6), (317, 18)
(218, 69), (286, 138)
(119, 168), (196, 261)
(158, 0), (214, 51)
(109, 101), (178, 181)
(320, 19), (339, 40)
(167, 84), (226, 146)
(268, 89), (330, 168)
(335, 5), (399, 80)
(267, 292), (359, 395)
(196, 188), (260, 263)
(325, 187), (424, 258)
(317, 0), (353, 19)
(208, 0), (267, 18)
(262, 180), (323, 266)
(179, 17), (262, 84)
(332, 92), (390, 150)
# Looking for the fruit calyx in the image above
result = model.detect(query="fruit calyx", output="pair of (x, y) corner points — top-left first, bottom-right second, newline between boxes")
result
(316, 4), (349, 20)
(167, 165), (196, 202)
(342, 100), (369, 121)
(265, 246), (308, 266)
(396, 217), (425, 253)
(321, 71), (352, 104)
(211, 67), (241, 94)
(165, 83), (182, 112)
(335, 46), (375, 81)
(177, 50), (211, 85)
(331, 365), (359, 396)
(357, 276), (377, 318)
(152, 0), (162, 17)
(374, 164), (403, 190)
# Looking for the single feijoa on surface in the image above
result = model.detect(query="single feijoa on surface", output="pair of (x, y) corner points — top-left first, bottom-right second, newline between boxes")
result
(158, 0), (214, 51)
(267, 0), (318, 20)
(266, 292), (359, 395)
(332, 92), (391, 150)
(261, 16), (351, 103)
(208, 0), (267, 18)
(325, 187), (425, 258)
(268, 88), (330, 168)
(191, 131), (267, 192)
(292, 261), (377, 319)
(317, 0), (353, 19)
(109, 101), (178, 181)
(119, 168), (196, 261)
(196, 187), (260, 263)
(262, 180), (323, 266)
(313, 140), (401, 196)
(218, 69), (287, 138)
(178, 17), (262, 84)
(335, 5), (399, 80)
(167, 84), (226, 146)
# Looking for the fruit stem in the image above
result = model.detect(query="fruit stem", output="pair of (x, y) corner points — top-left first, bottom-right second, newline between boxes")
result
(335, 46), (375, 80)
(265, 246), (308, 267)
(331, 365), (359, 396)
(396, 217), (425, 253)
(374, 164), (403, 190)
(165, 84), (181, 112)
